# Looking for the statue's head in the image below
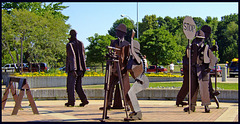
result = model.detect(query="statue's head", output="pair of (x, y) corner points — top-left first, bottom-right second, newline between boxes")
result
(201, 25), (211, 39)
(69, 29), (77, 37)
(116, 23), (127, 39)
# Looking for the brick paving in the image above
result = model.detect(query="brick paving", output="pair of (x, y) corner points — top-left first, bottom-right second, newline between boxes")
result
(2, 100), (238, 122)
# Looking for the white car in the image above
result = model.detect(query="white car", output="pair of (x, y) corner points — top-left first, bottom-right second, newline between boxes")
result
(2, 63), (18, 72)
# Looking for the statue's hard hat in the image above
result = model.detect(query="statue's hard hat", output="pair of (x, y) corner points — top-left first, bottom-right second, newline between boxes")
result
(116, 23), (127, 33)
(195, 30), (205, 39)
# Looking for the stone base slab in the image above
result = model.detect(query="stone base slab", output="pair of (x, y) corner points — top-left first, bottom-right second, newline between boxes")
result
(2, 88), (238, 101)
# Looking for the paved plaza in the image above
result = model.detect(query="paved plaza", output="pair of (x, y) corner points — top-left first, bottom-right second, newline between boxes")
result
(2, 99), (238, 122)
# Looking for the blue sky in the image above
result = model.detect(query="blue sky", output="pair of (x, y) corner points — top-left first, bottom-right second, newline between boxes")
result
(61, 2), (238, 47)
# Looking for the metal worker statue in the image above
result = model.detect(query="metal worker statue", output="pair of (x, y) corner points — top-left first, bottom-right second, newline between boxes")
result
(99, 23), (131, 110)
(127, 30), (150, 120)
(201, 25), (220, 108)
(183, 30), (218, 113)
(65, 29), (89, 107)
(176, 25), (220, 108)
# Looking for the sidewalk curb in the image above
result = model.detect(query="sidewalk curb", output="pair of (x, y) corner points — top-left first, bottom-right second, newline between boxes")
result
(2, 88), (238, 102)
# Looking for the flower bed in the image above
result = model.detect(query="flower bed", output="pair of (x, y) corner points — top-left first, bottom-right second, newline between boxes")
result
(145, 72), (183, 78)
(6, 71), (183, 88)
(11, 71), (67, 77)
(11, 71), (183, 78)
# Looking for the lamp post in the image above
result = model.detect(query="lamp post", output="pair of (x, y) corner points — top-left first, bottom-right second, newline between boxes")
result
(121, 14), (134, 25)
(121, 14), (139, 39)
(137, 2), (139, 39)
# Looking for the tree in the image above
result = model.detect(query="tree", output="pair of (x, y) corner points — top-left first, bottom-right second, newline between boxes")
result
(139, 27), (181, 67)
(221, 21), (238, 62)
(139, 14), (159, 36)
(86, 34), (115, 72)
(163, 16), (179, 35)
(157, 16), (167, 28)
(216, 14), (238, 63)
(1, 8), (70, 69)
(193, 17), (206, 31)
(205, 16), (218, 39)
(108, 18), (135, 42)
(2, 2), (69, 21)
(2, 2), (70, 69)
(2, 9), (25, 71)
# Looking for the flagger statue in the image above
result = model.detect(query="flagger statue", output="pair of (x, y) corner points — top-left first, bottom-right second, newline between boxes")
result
(183, 29), (218, 113)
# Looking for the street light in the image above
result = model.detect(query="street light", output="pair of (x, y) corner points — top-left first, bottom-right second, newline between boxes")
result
(121, 14), (139, 39)
(121, 14), (135, 26)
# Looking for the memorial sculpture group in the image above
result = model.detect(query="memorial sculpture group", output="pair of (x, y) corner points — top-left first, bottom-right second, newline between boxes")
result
(63, 16), (220, 121)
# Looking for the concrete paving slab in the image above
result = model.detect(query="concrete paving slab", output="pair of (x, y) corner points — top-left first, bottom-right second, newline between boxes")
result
(1, 100), (238, 122)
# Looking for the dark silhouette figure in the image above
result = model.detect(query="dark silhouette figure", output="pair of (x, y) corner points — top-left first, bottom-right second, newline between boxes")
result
(176, 26), (219, 109)
(65, 29), (88, 107)
(100, 24), (131, 110)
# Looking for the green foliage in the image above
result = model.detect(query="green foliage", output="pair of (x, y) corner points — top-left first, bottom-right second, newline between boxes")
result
(139, 27), (182, 65)
(1, 2), (70, 68)
(86, 34), (115, 69)
(205, 16), (218, 40)
(108, 18), (135, 42)
(163, 16), (179, 35)
(193, 17), (206, 30)
(210, 40), (220, 61)
(222, 22), (238, 61)
(139, 14), (159, 36)
(216, 14), (238, 63)
(2, 2), (69, 21)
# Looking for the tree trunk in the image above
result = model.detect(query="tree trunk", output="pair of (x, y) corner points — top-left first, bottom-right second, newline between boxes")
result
(102, 62), (104, 73)
(20, 37), (23, 74)
(155, 56), (158, 73)
(15, 50), (20, 72)
(4, 41), (18, 71)
(4, 41), (16, 63)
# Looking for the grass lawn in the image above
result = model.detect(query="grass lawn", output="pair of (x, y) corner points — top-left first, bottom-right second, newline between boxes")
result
(82, 82), (238, 90)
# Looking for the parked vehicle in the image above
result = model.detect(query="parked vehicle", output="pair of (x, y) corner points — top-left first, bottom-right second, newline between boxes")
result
(147, 65), (168, 73)
(59, 66), (90, 72)
(210, 65), (222, 77)
(2, 63), (29, 72)
(180, 68), (183, 75)
(181, 65), (222, 77)
(2, 63), (18, 72)
(24, 63), (49, 72)
(229, 58), (238, 77)
(19, 63), (29, 72)
(59, 66), (66, 71)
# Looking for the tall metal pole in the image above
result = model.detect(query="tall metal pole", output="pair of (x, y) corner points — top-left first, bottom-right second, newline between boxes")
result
(215, 41), (217, 92)
(137, 2), (139, 39)
(188, 39), (191, 114)
(183, 16), (195, 114)
(214, 41), (220, 109)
